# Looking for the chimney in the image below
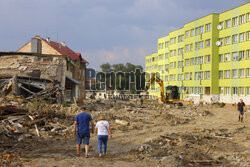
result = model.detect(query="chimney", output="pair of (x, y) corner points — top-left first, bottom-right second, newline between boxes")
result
(61, 41), (66, 47)
(46, 37), (50, 43)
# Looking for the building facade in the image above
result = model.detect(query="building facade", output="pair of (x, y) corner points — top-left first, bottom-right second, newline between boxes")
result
(17, 36), (88, 102)
(145, 3), (250, 104)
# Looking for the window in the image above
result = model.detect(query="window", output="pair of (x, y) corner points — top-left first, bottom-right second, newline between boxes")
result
(195, 41), (204, 50)
(247, 31), (250, 40)
(219, 22), (224, 29)
(165, 53), (169, 59)
(247, 50), (250, 59)
(225, 19), (231, 28)
(185, 59), (190, 66)
(190, 43), (193, 51)
(224, 70), (230, 79)
(225, 36), (231, 45)
(232, 87), (237, 95)
(185, 73), (189, 80)
(219, 38), (224, 46)
(199, 87), (203, 94)
(184, 87), (189, 94)
(239, 69), (245, 78)
(178, 35), (184, 43)
(205, 71), (210, 79)
(165, 41), (169, 48)
(190, 72), (192, 80)
(190, 87), (194, 94)
(205, 39), (211, 47)
(195, 57), (200, 65)
(239, 33), (245, 42)
(239, 51), (245, 60)
(219, 54), (223, 62)
(232, 34), (238, 44)
(169, 75), (174, 81)
(178, 61), (184, 68)
(232, 52), (238, 61)
(185, 31), (190, 38)
(191, 58), (194, 65)
(205, 23), (211, 32)
(205, 55), (211, 63)
(165, 75), (168, 81)
(247, 68), (250, 77)
(165, 64), (169, 71)
(195, 72), (203, 80)
(158, 43), (163, 49)
(219, 87), (223, 94)
(170, 38), (174, 44)
(248, 13), (250, 22)
(170, 62), (174, 69)
(232, 69), (238, 78)
(239, 14), (245, 24)
(195, 27), (199, 35)
(225, 53), (230, 62)
(219, 71), (223, 79)
(195, 26), (204, 35)
(247, 87), (250, 95)
(200, 26), (204, 34)
(185, 45), (190, 52)
(225, 87), (230, 95)
(191, 29), (194, 36)
(232, 17), (238, 26)
(170, 50), (175, 57)
(200, 56), (204, 64)
(178, 48), (184, 55)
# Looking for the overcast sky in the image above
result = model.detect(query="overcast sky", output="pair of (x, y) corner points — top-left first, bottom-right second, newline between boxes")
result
(0, 0), (249, 70)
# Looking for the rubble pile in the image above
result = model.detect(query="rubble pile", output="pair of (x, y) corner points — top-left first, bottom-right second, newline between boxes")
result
(133, 128), (246, 166)
(0, 96), (75, 155)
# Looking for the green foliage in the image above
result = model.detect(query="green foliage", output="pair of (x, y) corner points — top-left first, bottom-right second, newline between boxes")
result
(99, 62), (145, 94)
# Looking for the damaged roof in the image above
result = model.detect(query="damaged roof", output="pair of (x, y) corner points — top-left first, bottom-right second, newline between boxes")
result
(40, 37), (88, 64)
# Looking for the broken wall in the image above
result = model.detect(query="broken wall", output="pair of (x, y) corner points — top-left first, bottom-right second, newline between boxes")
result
(0, 55), (66, 88)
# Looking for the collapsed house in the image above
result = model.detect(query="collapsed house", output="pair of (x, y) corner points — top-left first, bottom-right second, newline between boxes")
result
(0, 36), (88, 103)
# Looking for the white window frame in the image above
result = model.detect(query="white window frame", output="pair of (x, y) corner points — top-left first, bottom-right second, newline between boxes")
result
(225, 19), (231, 28)
(224, 70), (230, 79)
(232, 69), (238, 78)
(232, 17), (238, 26)
(239, 69), (245, 78)
(225, 87), (230, 95)
(239, 87), (244, 96)
(239, 14), (245, 24)
(239, 32), (245, 42)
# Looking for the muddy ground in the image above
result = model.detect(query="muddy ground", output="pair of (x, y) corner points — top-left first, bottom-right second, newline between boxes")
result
(1, 99), (249, 167)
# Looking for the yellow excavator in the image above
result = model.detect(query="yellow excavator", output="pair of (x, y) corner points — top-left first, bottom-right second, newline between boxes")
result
(145, 74), (183, 106)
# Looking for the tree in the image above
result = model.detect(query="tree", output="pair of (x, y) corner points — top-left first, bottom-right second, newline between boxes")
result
(100, 63), (112, 73)
(99, 62), (145, 94)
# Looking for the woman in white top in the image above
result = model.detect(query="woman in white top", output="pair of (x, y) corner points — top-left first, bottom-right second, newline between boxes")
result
(95, 115), (112, 157)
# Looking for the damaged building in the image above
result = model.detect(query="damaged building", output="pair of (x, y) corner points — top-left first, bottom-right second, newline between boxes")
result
(0, 36), (88, 103)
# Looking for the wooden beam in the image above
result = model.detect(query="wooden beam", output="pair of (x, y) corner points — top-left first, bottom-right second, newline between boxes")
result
(19, 85), (36, 95)
(0, 52), (67, 58)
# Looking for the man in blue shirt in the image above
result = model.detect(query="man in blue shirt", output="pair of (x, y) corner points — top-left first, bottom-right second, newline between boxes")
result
(74, 107), (94, 157)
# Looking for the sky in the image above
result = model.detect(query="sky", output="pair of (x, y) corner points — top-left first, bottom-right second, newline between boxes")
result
(0, 0), (249, 70)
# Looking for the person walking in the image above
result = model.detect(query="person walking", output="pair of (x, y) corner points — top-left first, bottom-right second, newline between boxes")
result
(74, 107), (94, 157)
(237, 99), (246, 122)
(95, 115), (112, 157)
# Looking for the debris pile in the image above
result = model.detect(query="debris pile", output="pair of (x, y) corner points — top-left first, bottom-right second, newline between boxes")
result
(0, 96), (75, 155)
(133, 129), (245, 166)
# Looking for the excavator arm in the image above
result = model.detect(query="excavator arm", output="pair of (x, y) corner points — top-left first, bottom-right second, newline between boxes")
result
(145, 74), (167, 103)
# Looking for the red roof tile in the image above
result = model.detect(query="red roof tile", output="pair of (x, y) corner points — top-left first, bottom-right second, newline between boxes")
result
(41, 38), (88, 63)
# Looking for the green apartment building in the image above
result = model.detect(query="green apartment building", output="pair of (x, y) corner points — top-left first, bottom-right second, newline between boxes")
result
(145, 3), (250, 104)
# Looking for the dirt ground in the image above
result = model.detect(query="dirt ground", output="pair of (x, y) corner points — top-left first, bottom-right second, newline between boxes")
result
(1, 99), (250, 167)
